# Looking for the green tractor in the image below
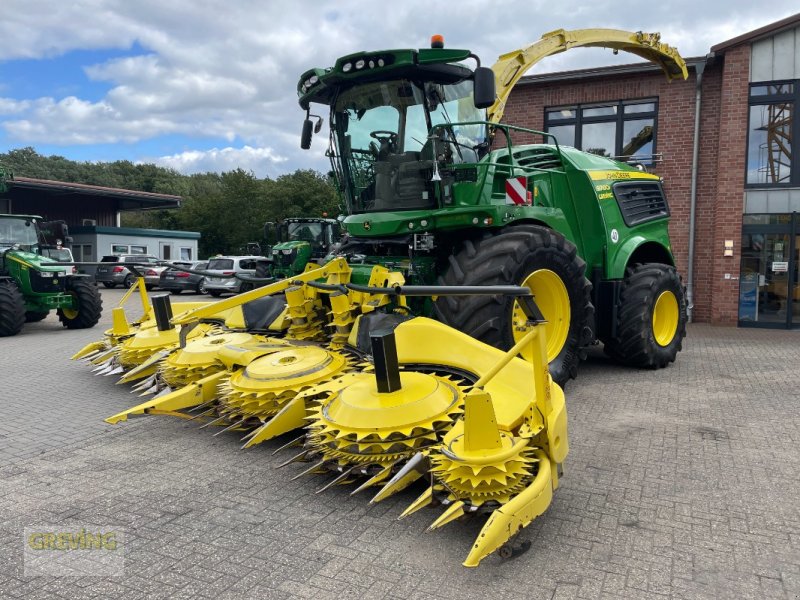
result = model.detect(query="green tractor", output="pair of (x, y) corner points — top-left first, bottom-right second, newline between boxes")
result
(297, 29), (690, 384)
(0, 214), (102, 337)
(257, 217), (341, 279)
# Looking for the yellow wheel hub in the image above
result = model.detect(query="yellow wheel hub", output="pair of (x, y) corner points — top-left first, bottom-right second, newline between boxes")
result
(160, 332), (258, 388)
(61, 307), (79, 319)
(117, 323), (212, 368)
(430, 433), (538, 505)
(308, 371), (465, 465)
(217, 345), (351, 422)
(513, 269), (570, 362)
(652, 290), (679, 347)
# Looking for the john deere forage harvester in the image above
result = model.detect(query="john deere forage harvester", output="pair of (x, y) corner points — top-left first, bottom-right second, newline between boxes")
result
(297, 29), (690, 384)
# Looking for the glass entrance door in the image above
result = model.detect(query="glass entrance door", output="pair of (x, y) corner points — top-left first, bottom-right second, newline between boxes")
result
(739, 232), (791, 324)
(739, 213), (800, 328)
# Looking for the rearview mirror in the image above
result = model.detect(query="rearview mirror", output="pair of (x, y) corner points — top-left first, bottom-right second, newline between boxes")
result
(473, 67), (496, 109)
(301, 119), (313, 149)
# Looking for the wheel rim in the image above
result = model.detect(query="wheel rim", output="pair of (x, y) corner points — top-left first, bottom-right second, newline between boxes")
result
(652, 290), (679, 347)
(513, 269), (571, 363)
(61, 291), (79, 319)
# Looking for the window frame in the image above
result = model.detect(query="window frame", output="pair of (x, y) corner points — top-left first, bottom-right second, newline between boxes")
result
(745, 80), (798, 189)
(544, 98), (659, 164)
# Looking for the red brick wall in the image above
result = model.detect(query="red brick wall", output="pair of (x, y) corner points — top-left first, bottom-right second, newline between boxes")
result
(502, 53), (746, 325)
(710, 45), (750, 324)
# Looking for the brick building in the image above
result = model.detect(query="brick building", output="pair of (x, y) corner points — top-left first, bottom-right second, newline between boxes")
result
(503, 14), (800, 328)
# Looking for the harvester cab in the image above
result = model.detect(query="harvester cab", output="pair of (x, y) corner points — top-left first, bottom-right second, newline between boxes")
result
(0, 213), (102, 336)
(298, 29), (690, 385)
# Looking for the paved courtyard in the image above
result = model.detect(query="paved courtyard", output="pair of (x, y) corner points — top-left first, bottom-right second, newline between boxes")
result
(1, 287), (799, 599)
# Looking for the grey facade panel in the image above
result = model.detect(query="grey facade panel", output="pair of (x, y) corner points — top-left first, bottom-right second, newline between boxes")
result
(750, 36), (774, 81)
(745, 189), (800, 213)
(749, 25), (800, 81)
(772, 28), (797, 80)
(745, 190), (768, 213)
(766, 189), (790, 213)
(797, 27), (800, 78)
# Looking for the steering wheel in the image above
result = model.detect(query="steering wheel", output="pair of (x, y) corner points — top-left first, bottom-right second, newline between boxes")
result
(370, 130), (398, 144)
(370, 130), (398, 152)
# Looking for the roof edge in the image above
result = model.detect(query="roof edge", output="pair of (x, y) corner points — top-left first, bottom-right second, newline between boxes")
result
(711, 12), (800, 53)
(9, 176), (181, 203)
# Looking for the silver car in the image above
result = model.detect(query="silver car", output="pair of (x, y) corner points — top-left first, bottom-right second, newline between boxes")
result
(96, 254), (162, 289)
(203, 256), (261, 297)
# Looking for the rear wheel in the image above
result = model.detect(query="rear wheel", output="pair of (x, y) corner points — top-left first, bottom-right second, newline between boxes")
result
(0, 280), (26, 337)
(436, 225), (594, 386)
(123, 274), (134, 289)
(25, 311), (49, 322)
(240, 282), (254, 293)
(197, 278), (207, 294)
(102, 282), (116, 289)
(604, 263), (687, 368)
(57, 279), (103, 329)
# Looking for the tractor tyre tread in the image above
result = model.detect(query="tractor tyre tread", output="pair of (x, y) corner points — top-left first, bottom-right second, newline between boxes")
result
(603, 263), (687, 368)
(435, 225), (594, 386)
(0, 280), (26, 337)
(57, 279), (103, 329)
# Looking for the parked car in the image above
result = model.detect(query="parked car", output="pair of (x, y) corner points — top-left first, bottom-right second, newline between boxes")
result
(40, 246), (77, 275)
(202, 255), (261, 297)
(95, 254), (162, 289)
(158, 260), (209, 295)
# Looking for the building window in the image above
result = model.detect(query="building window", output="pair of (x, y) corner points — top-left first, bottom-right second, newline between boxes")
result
(112, 244), (129, 254)
(545, 99), (658, 164)
(129, 245), (148, 254)
(746, 82), (797, 186)
(180, 247), (192, 261)
(74, 244), (93, 262)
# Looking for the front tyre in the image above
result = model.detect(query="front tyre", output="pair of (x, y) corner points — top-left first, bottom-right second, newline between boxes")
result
(57, 279), (103, 329)
(0, 280), (26, 337)
(436, 225), (594, 386)
(604, 264), (687, 368)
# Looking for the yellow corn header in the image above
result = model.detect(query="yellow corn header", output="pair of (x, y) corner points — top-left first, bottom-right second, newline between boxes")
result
(74, 260), (567, 566)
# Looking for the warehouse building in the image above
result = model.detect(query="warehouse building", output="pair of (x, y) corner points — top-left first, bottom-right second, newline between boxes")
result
(0, 175), (199, 265)
(504, 13), (800, 328)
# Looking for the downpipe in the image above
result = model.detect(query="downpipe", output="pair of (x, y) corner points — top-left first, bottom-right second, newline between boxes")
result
(686, 58), (707, 322)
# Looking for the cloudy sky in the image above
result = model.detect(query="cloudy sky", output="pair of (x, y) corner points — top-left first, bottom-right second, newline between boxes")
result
(0, 1), (797, 178)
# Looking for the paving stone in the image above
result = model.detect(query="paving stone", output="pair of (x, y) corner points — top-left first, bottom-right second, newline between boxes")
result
(1, 295), (799, 598)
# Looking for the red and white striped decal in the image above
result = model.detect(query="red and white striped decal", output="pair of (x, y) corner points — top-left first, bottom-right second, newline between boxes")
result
(505, 176), (528, 205)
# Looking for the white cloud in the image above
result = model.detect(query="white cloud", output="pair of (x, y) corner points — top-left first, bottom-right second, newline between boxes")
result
(0, 98), (30, 115)
(149, 145), (288, 179)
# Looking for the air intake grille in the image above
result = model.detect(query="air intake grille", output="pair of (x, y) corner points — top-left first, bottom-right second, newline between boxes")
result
(511, 147), (563, 170)
(613, 181), (669, 227)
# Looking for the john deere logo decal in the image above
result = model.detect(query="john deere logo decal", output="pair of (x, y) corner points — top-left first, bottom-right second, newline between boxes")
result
(363, 221), (371, 231)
